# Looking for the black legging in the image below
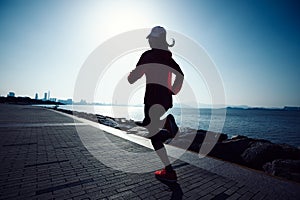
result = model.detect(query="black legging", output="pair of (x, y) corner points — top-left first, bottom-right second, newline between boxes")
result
(150, 131), (172, 150)
(144, 104), (172, 151)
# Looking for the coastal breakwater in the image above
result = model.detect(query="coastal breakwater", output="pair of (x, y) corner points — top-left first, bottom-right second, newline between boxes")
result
(52, 107), (300, 183)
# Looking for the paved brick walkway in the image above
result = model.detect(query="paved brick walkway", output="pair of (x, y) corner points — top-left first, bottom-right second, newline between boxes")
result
(0, 104), (299, 200)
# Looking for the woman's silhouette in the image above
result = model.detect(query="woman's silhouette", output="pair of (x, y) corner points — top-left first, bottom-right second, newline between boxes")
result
(128, 26), (184, 182)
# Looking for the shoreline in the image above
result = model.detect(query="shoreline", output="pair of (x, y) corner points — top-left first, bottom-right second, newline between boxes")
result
(50, 107), (300, 183)
(57, 104), (300, 148)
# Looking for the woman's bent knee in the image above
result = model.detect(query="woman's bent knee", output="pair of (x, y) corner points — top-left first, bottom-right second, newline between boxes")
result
(151, 137), (164, 151)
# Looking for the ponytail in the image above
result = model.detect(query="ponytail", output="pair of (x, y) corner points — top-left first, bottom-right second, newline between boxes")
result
(167, 38), (175, 47)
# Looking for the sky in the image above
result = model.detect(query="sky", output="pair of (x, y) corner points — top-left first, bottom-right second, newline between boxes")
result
(0, 0), (299, 108)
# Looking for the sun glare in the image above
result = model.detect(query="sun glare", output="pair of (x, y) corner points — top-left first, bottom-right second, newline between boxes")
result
(102, 3), (150, 35)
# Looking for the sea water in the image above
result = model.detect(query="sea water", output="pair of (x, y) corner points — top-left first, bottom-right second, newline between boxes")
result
(59, 105), (300, 147)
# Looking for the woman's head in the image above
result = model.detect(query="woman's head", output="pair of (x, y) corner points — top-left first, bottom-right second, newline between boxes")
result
(147, 26), (175, 50)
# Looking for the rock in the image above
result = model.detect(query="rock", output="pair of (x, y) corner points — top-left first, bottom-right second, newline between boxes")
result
(214, 131), (228, 142)
(278, 143), (300, 160)
(115, 118), (137, 131)
(263, 159), (300, 183)
(241, 141), (300, 169)
(76, 112), (98, 122)
(172, 129), (227, 153)
(127, 126), (149, 137)
(231, 135), (248, 140)
(241, 141), (282, 169)
(96, 115), (119, 128)
(208, 138), (253, 164)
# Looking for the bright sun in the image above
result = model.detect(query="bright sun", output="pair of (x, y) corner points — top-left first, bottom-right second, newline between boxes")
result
(102, 3), (150, 35)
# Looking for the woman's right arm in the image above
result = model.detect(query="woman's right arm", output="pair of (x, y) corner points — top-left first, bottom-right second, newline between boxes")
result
(128, 52), (148, 84)
(128, 66), (145, 84)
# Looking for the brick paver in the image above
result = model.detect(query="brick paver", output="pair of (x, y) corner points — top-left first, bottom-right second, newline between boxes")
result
(0, 104), (299, 200)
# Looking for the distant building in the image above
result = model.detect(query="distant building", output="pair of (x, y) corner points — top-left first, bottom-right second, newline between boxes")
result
(79, 99), (87, 105)
(66, 99), (73, 104)
(35, 93), (38, 100)
(7, 92), (15, 97)
(49, 98), (57, 102)
(43, 92), (47, 101)
(58, 99), (73, 105)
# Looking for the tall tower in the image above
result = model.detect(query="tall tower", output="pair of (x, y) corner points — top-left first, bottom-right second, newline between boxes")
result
(48, 91), (50, 100)
(35, 93), (38, 100)
(44, 92), (47, 101)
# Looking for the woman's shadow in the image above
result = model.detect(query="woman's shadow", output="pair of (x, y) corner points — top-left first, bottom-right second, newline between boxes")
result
(155, 177), (183, 200)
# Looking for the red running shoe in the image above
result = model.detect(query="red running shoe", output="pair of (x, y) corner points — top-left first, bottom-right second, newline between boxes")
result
(155, 168), (177, 182)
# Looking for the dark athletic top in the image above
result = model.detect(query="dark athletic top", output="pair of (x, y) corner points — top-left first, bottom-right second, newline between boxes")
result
(128, 48), (184, 109)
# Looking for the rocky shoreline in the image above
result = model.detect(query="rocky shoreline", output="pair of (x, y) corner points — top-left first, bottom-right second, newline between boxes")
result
(52, 107), (300, 183)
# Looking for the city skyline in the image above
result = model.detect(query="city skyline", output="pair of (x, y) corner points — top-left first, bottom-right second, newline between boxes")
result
(1, 0), (299, 108)
(2, 89), (300, 110)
